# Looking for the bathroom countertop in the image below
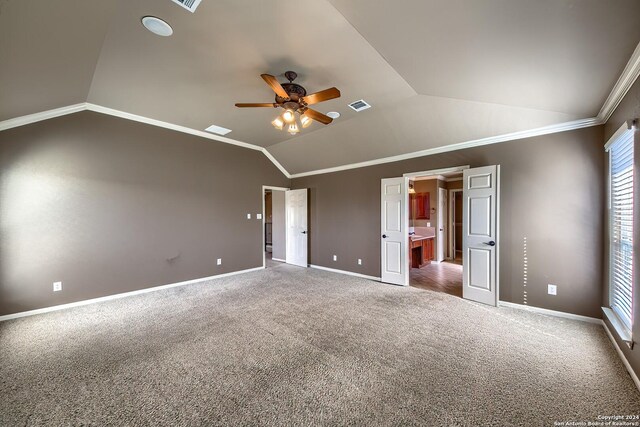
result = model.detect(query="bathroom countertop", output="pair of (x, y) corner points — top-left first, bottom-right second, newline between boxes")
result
(410, 235), (435, 241)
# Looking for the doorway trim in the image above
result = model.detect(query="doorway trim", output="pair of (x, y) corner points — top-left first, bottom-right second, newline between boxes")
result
(403, 165), (470, 179)
(448, 188), (463, 260)
(377, 165), (470, 287)
(262, 185), (289, 269)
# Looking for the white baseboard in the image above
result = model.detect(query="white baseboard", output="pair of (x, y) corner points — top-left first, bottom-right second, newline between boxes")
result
(309, 264), (381, 281)
(498, 301), (602, 324)
(499, 301), (640, 392)
(602, 320), (640, 392)
(272, 258), (286, 263)
(0, 266), (264, 322)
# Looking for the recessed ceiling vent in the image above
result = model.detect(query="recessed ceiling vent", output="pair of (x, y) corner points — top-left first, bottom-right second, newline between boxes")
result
(348, 99), (371, 112)
(171, 0), (202, 13)
(205, 124), (232, 136)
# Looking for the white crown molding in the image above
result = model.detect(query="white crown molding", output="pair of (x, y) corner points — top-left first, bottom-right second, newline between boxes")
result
(0, 103), (86, 132)
(597, 41), (640, 123)
(85, 103), (263, 152)
(85, 104), (295, 177)
(283, 41), (640, 179)
(289, 117), (602, 178)
(2, 40), (639, 180)
(260, 147), (291, 177)
(309, 264), (381, 281)
(0, 266), (264, 322)
(0, 102), (294, 178)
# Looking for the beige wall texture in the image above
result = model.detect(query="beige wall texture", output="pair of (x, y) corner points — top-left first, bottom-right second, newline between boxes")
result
(0, 111), (289, 316)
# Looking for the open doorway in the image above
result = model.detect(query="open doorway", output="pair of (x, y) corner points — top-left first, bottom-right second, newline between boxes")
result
(262, 186), (287, 268)
(407, 171), (463, 297)
(382, 165), (499, 306)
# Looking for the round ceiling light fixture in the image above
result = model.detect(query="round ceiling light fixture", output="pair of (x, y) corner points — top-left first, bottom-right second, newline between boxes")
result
(141, 16), (173, 37)
(326, 111), (341, 119)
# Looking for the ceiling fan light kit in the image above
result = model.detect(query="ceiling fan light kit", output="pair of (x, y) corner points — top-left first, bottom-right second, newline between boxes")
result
(300, 113), (312, 128)
(235, 71), (341, 134)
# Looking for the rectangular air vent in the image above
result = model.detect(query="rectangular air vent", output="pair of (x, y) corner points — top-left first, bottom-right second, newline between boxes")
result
(348, 99), (371, 112)
(205, 124), (232, 136)
(171, 0), (202, 13)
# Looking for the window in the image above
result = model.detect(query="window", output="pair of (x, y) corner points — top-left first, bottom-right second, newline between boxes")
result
(606, 126), (634, 337)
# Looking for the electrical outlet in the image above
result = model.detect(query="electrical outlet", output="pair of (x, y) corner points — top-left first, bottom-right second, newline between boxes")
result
(427, 222), (431, 227)
(246, 213), (251, 219)
(548, 284), (557, 295)
(53, 281), (62, 292)
(217, 258), (222, 266)
(333, 255), (337, 261)
(358, 259), (362, 265)
(257, 213), (262, 220)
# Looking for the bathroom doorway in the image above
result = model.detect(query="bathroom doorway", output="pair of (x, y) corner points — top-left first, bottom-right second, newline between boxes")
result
(407, 172), (463, 297)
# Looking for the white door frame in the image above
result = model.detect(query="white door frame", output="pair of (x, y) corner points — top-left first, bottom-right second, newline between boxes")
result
(448, 188), (463, 259)
(401, 165), (469, 284)
(437, 187), (447, 262)
(403, 165), (471, 179)
(262, 185), (289, 268)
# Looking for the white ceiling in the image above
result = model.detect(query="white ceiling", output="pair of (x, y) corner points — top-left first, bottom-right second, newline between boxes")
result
(1, 0), (639, 175)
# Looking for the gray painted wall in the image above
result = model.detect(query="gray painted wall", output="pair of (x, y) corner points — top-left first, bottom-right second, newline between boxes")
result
(271, 190), (286, 261)
(0, 111), (289, 316)
(292, 126), (605, 318)
(605, 78), (640, 141)
(602, 76), (640, 379)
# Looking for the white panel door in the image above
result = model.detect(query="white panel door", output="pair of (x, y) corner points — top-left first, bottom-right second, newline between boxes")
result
(462, 166), (499, 306)
(437, 187), (447, 262)
(381, 178), (408, 286)
(285, 189), (308, 268)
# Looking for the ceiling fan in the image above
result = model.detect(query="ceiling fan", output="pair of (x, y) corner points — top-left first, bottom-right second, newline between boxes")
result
(235, 71), (340, 135)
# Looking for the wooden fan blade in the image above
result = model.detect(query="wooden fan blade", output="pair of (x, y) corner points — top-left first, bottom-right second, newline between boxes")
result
(305, 108), (333, 125)
(302, 87), (340, 105)
(235, 103), (277, 108)
(261, 74), (289, 99)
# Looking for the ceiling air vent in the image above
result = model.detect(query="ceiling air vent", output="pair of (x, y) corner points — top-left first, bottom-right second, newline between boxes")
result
(348, 99), (371, 112)
(171, 0), (202, 13)
(205, 124), (232, 136)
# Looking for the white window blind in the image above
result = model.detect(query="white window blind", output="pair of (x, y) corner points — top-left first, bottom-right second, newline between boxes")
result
(608, 129), (634, 331)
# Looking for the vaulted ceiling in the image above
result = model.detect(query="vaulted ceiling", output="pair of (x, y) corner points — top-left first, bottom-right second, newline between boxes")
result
(2, 0), (639, 175)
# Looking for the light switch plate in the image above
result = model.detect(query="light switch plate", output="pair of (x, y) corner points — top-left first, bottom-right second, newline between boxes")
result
(247, 213), (251, 219)
(217, 258), (222, 265)
(53, 281), (62, 292)
(257, 213), (262, 220)
(333, 255), (337, 261)
(548, 284), (557, 295)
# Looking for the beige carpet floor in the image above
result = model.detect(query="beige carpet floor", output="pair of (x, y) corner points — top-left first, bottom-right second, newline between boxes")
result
(1, 262), (639, 426)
